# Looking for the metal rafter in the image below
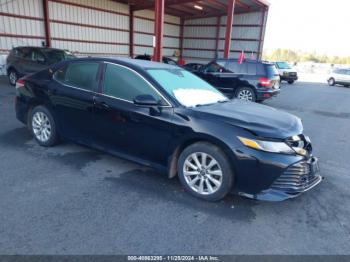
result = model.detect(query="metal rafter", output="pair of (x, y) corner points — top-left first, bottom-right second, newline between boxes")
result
(131, 0), (197, 11)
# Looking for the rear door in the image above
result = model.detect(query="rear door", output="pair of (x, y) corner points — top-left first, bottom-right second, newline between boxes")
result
(50, 61), (101, 143)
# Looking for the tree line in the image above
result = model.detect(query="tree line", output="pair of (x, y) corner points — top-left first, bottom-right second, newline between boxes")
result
(263, 49), (350, 65)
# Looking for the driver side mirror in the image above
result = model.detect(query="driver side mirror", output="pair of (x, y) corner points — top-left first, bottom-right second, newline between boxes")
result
(133, 94), (160, 106)
(134, 94), (162, 116)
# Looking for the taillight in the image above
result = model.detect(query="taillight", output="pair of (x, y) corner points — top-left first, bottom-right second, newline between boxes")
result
(15, 79), (25, 89)
(259, 77), (272, 87)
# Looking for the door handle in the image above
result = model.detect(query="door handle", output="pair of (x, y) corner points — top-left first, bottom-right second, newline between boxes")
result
(93, 96), (110, 109)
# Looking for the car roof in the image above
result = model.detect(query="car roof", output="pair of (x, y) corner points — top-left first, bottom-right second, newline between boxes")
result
(14, 46), (67, 52)
(215, 58), (274, 66)
(66, 57), (179, 70)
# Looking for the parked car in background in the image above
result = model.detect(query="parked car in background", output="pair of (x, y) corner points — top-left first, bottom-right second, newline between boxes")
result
(328, 68), (350, 87)
(6, 46), (75, 86)
(274, 61), (298, 84)
(192, 59), (280, 102)
(135, 54), (178, 66)
(14, 57), (321, 201)
(183, 63), (204, 72)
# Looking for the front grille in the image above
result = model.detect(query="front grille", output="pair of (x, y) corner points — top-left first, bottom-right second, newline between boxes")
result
(271, 161), (320, 193)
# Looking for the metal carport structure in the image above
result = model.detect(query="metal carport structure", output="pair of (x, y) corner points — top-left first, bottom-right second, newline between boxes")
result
(0, 0), (270, 63)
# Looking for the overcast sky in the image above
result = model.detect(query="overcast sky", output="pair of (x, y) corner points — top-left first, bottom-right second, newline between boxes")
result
(263, 0), (350, 57)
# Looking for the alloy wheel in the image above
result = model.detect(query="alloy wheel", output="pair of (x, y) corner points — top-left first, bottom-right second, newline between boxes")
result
(9, 71), (17, 85)
(32, 112), (52, 143)
(237, 89), (253, 101)
(183, 152), (223, 195)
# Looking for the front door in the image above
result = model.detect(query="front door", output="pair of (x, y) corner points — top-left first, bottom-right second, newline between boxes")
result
(93, 62), (174, 166)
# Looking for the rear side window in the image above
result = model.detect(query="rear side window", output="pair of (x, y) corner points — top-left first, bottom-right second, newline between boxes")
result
(247, 63), (257, 75)
(227, 61), (256, 74)
(205, 61), (228, 73)
(54, 62), (99, 91)
(265, 64), (279, 78)
(102, 64), (162, 102)
(11, 48), (24, 58)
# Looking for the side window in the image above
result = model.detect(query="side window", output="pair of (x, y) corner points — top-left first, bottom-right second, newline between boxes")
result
(54, 62), (99, 91)
(205, 62), (228, 73)
(23, 49), (34, 61)
(227, 61), (248, 74)
(226, 62), (238, 73)
(247, 63), (257, 75)
(13, 48), (24, 58)
(33, 50), (45, 62)
(103, 64), (163, 102)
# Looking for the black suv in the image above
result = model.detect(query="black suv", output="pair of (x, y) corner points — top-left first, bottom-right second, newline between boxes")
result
(6, 46), (75, 85)
(193, 59), (280, 102)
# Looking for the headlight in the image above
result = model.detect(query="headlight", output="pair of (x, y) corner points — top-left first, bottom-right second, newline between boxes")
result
(238, 137), (295, 154)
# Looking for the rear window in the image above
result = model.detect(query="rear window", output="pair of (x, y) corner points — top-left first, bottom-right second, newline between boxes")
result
(265, 64), (279, 78)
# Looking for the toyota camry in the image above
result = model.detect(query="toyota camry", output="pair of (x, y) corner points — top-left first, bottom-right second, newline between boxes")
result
(15, 57), (322, 201)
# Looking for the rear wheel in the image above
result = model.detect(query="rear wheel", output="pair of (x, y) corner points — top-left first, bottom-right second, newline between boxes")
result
(177, 142), (234, 201)
(30, 106), (58, 147)
(287, 80), (295, 84)
(8, 69), (18, 86)
(328, 78), (335, 86)
(235, 87), (256, 102)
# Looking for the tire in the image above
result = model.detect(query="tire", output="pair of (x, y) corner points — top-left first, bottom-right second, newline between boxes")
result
(177, 142), (234, 201)
(30, 105), (58, 147)
(235, 86), (256, 102)
(328, 78), (335, 86)
(287, 80), (294, 84)
(8, 69), (18, 86)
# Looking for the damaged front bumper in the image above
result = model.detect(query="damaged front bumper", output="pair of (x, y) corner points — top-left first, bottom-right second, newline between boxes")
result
(240, 157), (323, 201)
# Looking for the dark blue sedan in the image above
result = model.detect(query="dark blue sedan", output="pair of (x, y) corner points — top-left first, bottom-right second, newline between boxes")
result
(14, 57), (322, 201)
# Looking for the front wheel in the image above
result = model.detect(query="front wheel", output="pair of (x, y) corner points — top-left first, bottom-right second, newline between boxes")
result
(30, 105), (59, 147)
(235, 87), (256, 102)
(328, 78), (335, 86)
(177, 142), (234, 201)
(288, 80), (295, 84)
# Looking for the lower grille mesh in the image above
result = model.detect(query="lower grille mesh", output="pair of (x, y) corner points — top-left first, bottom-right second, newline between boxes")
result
(271, 161), (319, 193)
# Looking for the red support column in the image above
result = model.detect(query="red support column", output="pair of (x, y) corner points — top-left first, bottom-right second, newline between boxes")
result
(129, 9), (134, 58)
(42, 0), (51, 47)
(153, 0), (164, 62)
(179, 18), (184, 60)
(257, 7), (267, 60)
(223, 0), (235, 59)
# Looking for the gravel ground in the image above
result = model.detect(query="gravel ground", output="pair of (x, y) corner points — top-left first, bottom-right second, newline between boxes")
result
(0, 76), (349, 255)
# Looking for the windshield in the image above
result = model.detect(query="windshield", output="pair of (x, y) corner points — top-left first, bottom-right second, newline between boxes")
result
(42, 50), (75, 64)
(147, 69), (228, 107)
(276, 62), (292, 69)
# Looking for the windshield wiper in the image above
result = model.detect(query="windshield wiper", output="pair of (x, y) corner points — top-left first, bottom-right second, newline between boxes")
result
(194, 100), (229, 107)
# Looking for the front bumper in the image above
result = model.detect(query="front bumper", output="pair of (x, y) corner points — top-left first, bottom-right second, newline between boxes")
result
(280, 74), (298, 81)
(256, 88), (280, 100)
(240, 157), (323, 201)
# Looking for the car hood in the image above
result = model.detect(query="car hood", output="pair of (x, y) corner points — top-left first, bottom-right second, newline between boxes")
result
(191, 100), (303, 139)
